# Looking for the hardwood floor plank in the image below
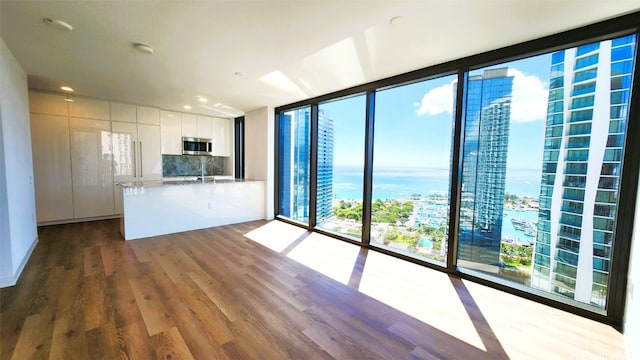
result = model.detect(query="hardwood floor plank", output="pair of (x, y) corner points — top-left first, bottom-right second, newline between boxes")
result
(128, 276), (175, 336)
(9, 307), (55, 360)
(48, 315), (89, 360)
(117, 321), (157, 360)
(84, 245), (105, 277)
(151, 327), (195, 360)
(152, 247), (201, 284)
(82, 274), (108, 331)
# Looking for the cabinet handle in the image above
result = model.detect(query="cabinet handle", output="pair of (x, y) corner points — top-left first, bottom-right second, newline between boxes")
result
(139, 141), (143, 177)
(132, 141), (137, 177)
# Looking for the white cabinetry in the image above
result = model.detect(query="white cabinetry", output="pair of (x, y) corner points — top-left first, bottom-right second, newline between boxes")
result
(181, 113), (197, 137)
(69, 97), (110, 120)
(29, 90), (164, 223)
(29, 113), (74, 222)
(160, 110), (182, 155)
(29, 92), (68, 115)
(69, 117), (114, 217)
(196, 115), (213, 139)
(211, 117), (232, 156)
(137, 106), (160, 125)
(111, 102), (136, 123)
(112, 121), (162, 183)
(138, 124), (162, 180)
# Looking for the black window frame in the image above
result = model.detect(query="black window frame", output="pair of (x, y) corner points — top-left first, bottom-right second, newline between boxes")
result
(273, 11), (640, 327)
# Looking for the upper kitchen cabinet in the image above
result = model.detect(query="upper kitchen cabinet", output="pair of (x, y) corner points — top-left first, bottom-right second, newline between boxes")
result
(137, 106), (160, 125)
(111, 102), (137, 123)
(181, 113), (197, 138)
(160, 110), (182, 155)
(211, 117), (232, 156)
(69, 117), (114, 218)
(30, 113), (74, 222)
(196, 115), (213, 139)
(68, 97), (110, 120)
(28, 92), (68, 116)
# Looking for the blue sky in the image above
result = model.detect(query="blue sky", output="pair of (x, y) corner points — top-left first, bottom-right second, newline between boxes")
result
(320, 52), (553, 171)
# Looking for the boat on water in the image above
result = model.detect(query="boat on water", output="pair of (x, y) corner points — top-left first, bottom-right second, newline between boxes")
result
(511, 218), (526, 231)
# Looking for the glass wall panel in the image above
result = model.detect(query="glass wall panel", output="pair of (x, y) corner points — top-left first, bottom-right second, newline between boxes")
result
(316, 95), (366, 239)
(278, 106), (311, 223)
(370, 75), (457, 264)
(457, 34), (636, 310)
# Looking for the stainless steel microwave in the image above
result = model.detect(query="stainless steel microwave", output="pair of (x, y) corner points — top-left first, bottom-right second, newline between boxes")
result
(182, 137), (212, 155)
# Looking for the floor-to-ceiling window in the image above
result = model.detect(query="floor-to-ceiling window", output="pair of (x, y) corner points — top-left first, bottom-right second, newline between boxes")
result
(275, 15), (639, 322)
(316, 95), (366, 240)
(278, 106), (311, 223)
(457, 34), (636, 310)
(371, 76), (456, 264)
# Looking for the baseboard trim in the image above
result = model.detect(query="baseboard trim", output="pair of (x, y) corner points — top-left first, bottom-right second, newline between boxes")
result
(0, 235), (38, 288)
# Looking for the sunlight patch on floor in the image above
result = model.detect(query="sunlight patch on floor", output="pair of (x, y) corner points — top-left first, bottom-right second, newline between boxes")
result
(243, 221), (308, 252)
(286, 232), (361, 285)
(358, 251), (486, 351)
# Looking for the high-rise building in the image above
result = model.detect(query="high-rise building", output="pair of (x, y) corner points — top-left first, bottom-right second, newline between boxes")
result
(458, 68), (513, 270)
(532, 35), (636, 307)
(317, 111), (335, 223)
(279, 109), (310, 221)
(279, 108), (334, 223)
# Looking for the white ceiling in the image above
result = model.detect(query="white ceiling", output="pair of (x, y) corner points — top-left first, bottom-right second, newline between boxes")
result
(2, 1), (639, 118)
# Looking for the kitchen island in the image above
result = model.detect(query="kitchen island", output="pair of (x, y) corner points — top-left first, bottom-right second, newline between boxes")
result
(119, 179), (264, 240)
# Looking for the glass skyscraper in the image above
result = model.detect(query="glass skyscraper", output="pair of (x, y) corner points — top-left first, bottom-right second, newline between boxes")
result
(532, 35), (636, 307)
(458, 68), (514, 271)
(279, 107), (334, 223)
(317, 111), (334, 223)
(279, 108), (310, 222)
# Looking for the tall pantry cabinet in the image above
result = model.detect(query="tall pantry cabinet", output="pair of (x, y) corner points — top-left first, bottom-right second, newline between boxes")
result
(28, 91), (161, 224)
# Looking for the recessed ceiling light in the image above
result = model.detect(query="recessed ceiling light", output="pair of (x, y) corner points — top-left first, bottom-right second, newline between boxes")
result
(133, 43), (154, 55)
(197, 96), (208, 103)
(389, 16), (405, 25)
(43, 18), (73, 31)
(60, 86), (74, 92)
(184, 105), (192, 110)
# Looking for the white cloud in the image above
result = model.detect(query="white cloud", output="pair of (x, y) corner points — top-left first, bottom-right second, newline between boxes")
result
(414, 81), (455, 116)
(507, 68), (548, 123)
(413, 69), (548, 123)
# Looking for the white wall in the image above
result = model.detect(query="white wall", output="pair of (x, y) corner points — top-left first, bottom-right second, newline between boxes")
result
(244, 106), (274, 220)
(625, 170), (640, 358)
(0, 37), (38, 287)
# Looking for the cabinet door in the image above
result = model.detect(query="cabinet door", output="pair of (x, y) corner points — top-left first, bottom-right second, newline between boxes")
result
(211, 117), (232, 156)
(196, 115), (213, 139)
(138, 124), (162, 181)
(137, 106), (160, 125)
(160, 110), (182, 155)
(68, 97), (110, 120)
(181, 113), (197, 137)
(111, 121), (138, 183)
(111, 102), (136, 123)
(69, 117), (115, 218)
(30, 113), (74, 222)
(29, 92), (68, 116)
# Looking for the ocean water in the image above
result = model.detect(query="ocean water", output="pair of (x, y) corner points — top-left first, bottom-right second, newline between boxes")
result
(333, 166), (542, 200)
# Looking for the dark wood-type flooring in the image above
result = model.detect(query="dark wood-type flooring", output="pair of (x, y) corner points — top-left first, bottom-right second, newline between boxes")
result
(0, 219), (627, 359)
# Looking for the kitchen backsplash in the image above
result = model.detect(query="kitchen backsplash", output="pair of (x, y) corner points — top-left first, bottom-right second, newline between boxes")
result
(162, 155), (226, 177)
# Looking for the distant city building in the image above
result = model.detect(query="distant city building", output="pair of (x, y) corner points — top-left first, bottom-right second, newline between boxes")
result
(279, 108), (334, 223)
(317, 111), (335, 223)
(458, 68), (513, 270)
(531, 36), (635, 307)
(279, 109), (310, 220)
